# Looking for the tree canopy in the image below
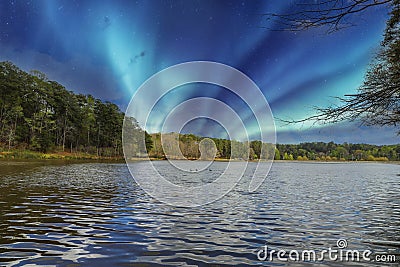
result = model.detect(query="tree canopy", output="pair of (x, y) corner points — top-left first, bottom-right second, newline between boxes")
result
(0, 61), (143, 156)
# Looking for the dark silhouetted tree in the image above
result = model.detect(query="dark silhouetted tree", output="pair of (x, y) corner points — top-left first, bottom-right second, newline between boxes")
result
(272, 0), (399, 134)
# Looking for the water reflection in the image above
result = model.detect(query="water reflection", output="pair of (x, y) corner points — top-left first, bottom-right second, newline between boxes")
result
(0, 161), (399, 266)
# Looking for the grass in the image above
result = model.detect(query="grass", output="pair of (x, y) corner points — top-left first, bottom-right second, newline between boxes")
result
(0, 149), (124, 161)
(1, 149), (395, 163)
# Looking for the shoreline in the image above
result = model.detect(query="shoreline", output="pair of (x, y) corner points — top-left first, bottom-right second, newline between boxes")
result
(1, 150), (398, 164)
(122, 157), (400, 164)
(0, 150), (124, 162)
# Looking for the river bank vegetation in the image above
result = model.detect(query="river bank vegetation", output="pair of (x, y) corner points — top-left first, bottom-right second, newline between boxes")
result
(0, 61), (127, 157)
(148, 133), (399, 162)
(1, 61), (399, 161)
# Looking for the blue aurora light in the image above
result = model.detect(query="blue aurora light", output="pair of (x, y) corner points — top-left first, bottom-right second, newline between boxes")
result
(0, 0), (397, 144)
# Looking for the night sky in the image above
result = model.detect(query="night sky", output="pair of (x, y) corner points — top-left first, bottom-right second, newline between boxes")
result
(0, 0), (398, 144)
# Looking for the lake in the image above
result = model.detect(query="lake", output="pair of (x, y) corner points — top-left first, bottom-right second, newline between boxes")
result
(0, 161), (399, 266)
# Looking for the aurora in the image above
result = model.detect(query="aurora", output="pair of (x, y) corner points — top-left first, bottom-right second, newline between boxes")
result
(0, 0), (397, 143)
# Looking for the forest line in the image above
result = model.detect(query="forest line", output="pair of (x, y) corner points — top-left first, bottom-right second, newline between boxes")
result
(1, 61), (399, 161)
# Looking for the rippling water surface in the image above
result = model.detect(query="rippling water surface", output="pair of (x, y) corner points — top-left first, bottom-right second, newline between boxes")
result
(0, 161), (399, 266)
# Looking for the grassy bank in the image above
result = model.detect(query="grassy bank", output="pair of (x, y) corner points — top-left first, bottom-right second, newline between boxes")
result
(2, 149), (398, 163)
(0, 150), (124, 161)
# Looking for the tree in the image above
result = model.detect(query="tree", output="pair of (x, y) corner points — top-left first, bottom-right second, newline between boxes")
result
(283, 152), (294, 160)
(309, 1), (399, 131)
(250, 140), (262, 158)
(333, 146), (349, 159)
(0, 61), (137, 155)
(274, 148), (281, 160)
(263, 0), (392, 33)
(275, 0), (400, 134)
(145, 131), (153, 152)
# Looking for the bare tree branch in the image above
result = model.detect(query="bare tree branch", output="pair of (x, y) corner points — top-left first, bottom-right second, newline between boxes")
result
(261, 0), (392, 33)
(273, 0), (399, 134)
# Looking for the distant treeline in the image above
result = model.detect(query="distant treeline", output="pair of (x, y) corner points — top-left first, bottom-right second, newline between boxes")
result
(148, 133), (400, 161)
(275, 142), (399, 161)
(1, 61), (399, 161)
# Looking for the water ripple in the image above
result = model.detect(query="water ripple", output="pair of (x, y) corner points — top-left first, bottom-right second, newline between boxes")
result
(0, 161), (399, 266)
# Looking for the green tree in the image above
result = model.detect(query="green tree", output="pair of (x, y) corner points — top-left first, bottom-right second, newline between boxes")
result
(274, 148), (281, 160)
(250, 140), (262, 158)
(283, 152), (294, 160)
(145, 131), (153, 152)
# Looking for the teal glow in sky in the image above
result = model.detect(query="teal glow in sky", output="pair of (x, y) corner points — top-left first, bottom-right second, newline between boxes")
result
(0, 0), (397, 144)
